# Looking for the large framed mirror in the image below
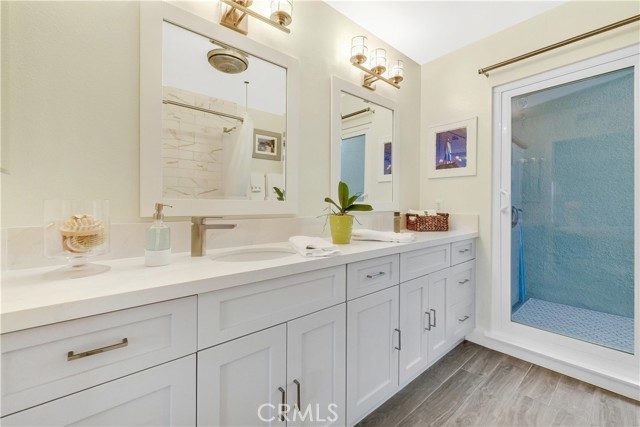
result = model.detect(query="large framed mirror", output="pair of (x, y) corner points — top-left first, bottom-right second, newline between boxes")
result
(331, 77), (399, 211)
(140, 2), (299, 217)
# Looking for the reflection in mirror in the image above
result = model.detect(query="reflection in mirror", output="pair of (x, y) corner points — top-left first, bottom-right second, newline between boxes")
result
(140, 2), (299, 217)
(331, 77), (398, 211)
(162, 21), (286, 201)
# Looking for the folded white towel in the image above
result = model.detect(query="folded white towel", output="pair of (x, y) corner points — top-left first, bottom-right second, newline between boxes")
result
(407, 209), (426, 216)
(289, 236), (341, 257)
(425, 209), (437, 216)
(351, 229), (415, 243)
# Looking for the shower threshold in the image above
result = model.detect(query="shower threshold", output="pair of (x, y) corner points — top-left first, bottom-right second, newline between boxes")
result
(512, 298), (634, 354)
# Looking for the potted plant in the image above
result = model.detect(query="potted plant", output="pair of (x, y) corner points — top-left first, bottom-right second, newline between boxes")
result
(324, 181), (373, 244)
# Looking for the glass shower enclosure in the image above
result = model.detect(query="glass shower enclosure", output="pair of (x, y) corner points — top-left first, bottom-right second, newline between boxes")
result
(507, 65), (635, 353)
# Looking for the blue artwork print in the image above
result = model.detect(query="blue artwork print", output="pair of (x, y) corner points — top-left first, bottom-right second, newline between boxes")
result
(435, 127), (467, 169)
(383, 142), (392, 175)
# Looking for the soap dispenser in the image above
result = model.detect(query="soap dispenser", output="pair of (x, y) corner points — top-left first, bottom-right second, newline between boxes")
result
(145, 203), (172, 267)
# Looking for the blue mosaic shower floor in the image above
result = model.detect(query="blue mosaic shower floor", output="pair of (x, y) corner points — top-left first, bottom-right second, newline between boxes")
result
(512, 298), (634, 354)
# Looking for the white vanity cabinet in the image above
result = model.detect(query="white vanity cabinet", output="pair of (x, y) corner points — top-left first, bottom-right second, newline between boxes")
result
(398, 268), (448, 385)
(346, 285), (400, 425)
(1, 233), (477, 427)
(198, 304), (346, 427)
(447, 260), (476, 341)
(0, 296), (198, 425)
(197, 265), (347, 427)
(1, 355), (196, 426)
(347, 240), (477, 425)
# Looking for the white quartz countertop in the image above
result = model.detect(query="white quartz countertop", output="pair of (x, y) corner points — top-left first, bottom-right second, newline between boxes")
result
(1, 229), (477, 334)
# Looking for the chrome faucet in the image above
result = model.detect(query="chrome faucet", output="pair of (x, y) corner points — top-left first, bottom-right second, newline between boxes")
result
(191, 217), (237, 257)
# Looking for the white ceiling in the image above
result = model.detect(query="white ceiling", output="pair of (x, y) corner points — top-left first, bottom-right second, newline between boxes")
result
(324, 0), (567, 65)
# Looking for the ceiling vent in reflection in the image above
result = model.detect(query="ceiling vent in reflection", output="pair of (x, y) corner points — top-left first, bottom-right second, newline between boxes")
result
(207, 48), (249, 74)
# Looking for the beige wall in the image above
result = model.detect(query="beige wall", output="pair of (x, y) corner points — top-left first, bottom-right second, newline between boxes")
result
(420, 0), (640, 332)
(0, 0), (421, 227)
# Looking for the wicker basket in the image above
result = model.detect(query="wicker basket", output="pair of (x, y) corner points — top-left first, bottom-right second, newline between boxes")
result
(405, 213), (449, 232)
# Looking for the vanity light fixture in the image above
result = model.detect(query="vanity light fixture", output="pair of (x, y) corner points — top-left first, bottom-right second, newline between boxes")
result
(219, 0), (293, 35)
(350, 36), (403, 91)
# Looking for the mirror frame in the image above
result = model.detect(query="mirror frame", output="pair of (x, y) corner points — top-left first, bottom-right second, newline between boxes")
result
(331, 76), (400, 212)
(140, 2), (299, 217)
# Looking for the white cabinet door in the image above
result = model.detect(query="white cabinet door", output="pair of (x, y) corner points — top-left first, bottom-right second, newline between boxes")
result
(426, 269), (449, 363)
(287, 304), (346, 427)
(346, 286), (399, 426)
(198, 325), (287, 427)
(399, 276), (429, 385)
(1, 355), (196, 426)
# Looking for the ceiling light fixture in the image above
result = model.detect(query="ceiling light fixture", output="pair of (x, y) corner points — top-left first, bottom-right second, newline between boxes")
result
(350, 36), (403, 91)
(219, 0), (293, 35)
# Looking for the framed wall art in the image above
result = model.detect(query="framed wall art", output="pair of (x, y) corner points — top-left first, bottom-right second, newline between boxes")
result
(426, 117), (477, 178)
(378, 137), (392, 182)
(252, 129), (282, 161)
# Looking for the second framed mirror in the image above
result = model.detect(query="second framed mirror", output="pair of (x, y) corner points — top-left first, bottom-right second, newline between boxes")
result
(331, 76), (399, 211)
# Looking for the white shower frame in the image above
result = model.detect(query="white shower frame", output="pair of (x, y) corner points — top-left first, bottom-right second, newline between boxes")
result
(489, 44), (640, 399)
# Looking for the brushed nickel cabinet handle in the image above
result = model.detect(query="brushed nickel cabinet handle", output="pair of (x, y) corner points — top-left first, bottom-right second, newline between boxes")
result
(458, 279), (470, 284)
(67, 338), (128, 361)
(278, 386), (286, 421)
(430, 309), (437, 327)
(424, 311), (432, 331)
(394, 328), (402, 351)
(366, 271), (386, 279)
(458, 248), (470, 253)
(458, 315), (470, 322)
(293, 379), (301, 410)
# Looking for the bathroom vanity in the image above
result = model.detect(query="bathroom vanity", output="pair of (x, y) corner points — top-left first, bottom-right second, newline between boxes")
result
(1, 231), (476, 426)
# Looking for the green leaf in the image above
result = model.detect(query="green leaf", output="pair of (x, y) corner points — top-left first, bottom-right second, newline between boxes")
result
(349, 204), (373, 211)
(346, 194), (359, 207)
(324, 197), (342, 213)
(338, 181), (349, 211)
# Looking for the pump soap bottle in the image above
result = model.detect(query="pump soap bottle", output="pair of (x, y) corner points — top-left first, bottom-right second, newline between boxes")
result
(145, 203), (172, 267)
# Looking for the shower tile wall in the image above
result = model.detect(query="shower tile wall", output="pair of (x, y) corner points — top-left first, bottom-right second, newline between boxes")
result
(162, 86), (239, 199)
(512, 68), (634, 319)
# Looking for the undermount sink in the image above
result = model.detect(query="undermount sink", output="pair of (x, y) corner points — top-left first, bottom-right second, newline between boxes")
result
(210, 247), (297, 262)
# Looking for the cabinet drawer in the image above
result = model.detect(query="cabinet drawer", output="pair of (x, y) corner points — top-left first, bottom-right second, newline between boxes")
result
(2, 355), (196, 426)
(1, 296), (197, 417)
(451, 239), (476, 265)
(447, 299), (475, 342)
(448, 260), (475, 307)
(400, 244), (450, 282)
(347, 254), (399, 300)
(198, 265), (346, 349)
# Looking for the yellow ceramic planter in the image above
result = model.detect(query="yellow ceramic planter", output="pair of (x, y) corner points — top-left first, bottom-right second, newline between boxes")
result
(330, 214), (354, 244)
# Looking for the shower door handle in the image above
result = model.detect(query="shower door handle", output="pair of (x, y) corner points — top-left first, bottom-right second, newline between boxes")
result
(500, 189), (511, 212)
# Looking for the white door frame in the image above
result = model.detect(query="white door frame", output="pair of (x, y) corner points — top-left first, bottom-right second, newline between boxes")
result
(489, 44), (640, 397)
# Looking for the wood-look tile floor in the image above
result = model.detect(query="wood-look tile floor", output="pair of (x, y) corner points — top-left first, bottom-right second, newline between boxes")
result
(357, 341), (640, 427)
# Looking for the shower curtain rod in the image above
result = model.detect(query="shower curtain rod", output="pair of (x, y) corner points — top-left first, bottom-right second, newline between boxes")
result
(478, 14), (640, 77)
(341, 107), (375, 120)
(162, 99), (244, 123)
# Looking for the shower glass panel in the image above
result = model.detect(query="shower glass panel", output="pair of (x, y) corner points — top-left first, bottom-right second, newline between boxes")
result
(510, 67), (635, 354)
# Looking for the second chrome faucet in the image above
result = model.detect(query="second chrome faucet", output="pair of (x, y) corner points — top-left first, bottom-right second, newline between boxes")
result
(191, 217), (237, 257)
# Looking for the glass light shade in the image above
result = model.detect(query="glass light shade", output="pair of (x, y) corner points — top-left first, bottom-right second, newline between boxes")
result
(270, 0), (293, 26)
(350, 36), (368, 65)
(389, 59), (404, 84)
(370, 48), (387, 75)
